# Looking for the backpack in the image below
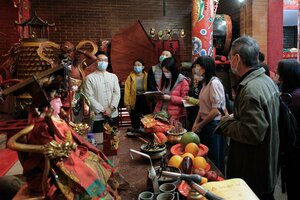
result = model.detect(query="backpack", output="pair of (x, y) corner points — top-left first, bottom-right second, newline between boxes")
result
(278, 93), (300, 193)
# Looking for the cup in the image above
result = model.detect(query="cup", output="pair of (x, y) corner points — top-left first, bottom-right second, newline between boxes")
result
(159, 183), (176, 193)
(156, 193), (175, 200)
(138, 191), (154, 200)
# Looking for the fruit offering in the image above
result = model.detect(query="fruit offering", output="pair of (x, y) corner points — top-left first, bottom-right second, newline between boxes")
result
(205, 170), (218, 181)
(193, 156), (207, 169)
(181, 156), (193, 174)
(185, 142), (200, 156)
(180, 132), (200, 148)
(168, 155), (183, 169)
(181, 152), (195, 160)
(154, 132), (168, 144)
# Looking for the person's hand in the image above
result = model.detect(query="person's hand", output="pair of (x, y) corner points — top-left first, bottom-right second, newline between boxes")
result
(183, 96), (190, 100)
(162, 94), (171, 101)
(192, 122), (203, 133)
(103, 107), (113, 117)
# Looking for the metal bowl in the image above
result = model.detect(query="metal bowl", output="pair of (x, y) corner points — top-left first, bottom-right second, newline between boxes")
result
(140, 143), (166, 153)
(167, 129), (187, 144)
(148, 166), (181, 184)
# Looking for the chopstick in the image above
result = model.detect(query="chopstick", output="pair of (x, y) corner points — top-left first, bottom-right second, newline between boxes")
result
(137, 136), (148, 143)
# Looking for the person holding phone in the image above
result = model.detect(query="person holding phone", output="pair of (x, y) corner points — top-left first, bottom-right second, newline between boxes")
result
(192, 56), (226, 173)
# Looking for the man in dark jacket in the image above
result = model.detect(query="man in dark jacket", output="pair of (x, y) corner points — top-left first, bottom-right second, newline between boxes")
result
(219, 36), (280, 200)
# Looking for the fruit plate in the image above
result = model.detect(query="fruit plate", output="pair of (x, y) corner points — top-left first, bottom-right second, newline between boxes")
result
(170, 143), (209, 157)
(177, 177), (225, 197)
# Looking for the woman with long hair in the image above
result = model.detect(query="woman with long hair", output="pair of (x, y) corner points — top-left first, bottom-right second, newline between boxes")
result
(192, 56), (226, 173)
(277, 59), (300, 200)
(154, 57), (189, 121)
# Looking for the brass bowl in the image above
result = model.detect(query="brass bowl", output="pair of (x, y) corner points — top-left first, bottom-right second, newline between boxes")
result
(167, 129), (187, 144)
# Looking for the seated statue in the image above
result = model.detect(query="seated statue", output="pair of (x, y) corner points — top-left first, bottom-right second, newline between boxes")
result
(7, 73), (127, 200)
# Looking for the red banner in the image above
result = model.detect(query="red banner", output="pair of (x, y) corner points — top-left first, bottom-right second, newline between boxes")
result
(284, 0), (298, 10)
(163, 40), (180, 60)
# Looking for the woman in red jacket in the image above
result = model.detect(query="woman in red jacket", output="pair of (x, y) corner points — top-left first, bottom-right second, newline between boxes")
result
(154, 57), (189, 121)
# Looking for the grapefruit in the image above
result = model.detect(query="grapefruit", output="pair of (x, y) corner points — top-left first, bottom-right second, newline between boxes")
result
(168, 155), (183, 169)
(180, 132), (200, 148)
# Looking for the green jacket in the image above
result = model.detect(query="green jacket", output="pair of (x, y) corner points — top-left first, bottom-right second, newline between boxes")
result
(124, 71), (148, 109)
(219, 67), (280, 194)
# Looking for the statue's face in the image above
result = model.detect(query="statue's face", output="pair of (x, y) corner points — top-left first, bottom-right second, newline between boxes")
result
(61, 41), (75, 61)
(50, 97), (62, 116)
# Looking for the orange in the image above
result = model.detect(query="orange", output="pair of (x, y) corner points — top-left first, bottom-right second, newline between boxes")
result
(181, 152), (195, 160)
(193, 156), (207, 170)
(200, 177), (208, 184)
(168, 155), (183, 169)
(185, 142), (199, 157)
(180, 132), (200, 148)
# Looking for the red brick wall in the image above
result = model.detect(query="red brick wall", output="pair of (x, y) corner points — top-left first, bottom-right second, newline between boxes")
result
(1, 0), (241, 62)
(0, 1), (18, 57)
(30, 0), (193, 61)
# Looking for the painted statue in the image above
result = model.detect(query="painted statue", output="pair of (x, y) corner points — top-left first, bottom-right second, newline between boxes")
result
(6, 69), (127, 200)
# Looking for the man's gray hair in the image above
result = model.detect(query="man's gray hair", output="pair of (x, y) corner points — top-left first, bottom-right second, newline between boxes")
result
(231, 35), (260, 67)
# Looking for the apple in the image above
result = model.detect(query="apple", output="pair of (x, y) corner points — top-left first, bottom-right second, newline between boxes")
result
(193, 168), (206, 177)
(205, 170), (218, 181)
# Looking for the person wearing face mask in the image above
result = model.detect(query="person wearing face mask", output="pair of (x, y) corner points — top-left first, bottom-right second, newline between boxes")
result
(217, 36), (280, 200)
(192, 56), (226, 173)
(124, 59), (149, 130)
(154, 57), (189, 121)
(147, 50), (172, 112)
(83, 52), (120, 135)
(183, 62), (203, 130)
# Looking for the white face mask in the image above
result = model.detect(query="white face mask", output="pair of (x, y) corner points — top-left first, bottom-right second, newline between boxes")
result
(164, 72), (172, 79)
(194, 68), (200, 75)
(229, 54), (239, 75)
(231, 67), (238, 75)
(198, 75), (204, 81)
(194, 74), (204, 81)
(230, 59), (239, 75)
(97, 61), (108, 71)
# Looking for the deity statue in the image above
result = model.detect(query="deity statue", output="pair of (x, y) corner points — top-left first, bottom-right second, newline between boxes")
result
(5, 68), (127, 199)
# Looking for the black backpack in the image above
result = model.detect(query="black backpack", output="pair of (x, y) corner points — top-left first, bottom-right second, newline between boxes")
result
(278, 93), (300, 193)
